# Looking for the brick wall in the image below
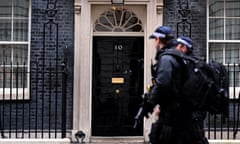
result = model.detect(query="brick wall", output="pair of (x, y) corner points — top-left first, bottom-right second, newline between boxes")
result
(30, 0), (74, 130)
(163, 0), (207, 57)
(1, 0), (74, 135)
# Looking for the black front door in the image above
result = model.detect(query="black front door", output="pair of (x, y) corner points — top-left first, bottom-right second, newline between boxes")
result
(92, 37), (144, 136)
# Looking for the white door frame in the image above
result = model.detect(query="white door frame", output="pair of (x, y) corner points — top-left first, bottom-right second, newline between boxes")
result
(73, 0), (164, 142)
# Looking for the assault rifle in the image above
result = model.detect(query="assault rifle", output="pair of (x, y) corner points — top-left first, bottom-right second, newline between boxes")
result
(133, 61), (156, 129)
(133, 85), (153, 129)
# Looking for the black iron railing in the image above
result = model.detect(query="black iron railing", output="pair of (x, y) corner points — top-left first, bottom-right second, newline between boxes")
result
(205, 63), (240, 140)
(0, 61), (68, 139)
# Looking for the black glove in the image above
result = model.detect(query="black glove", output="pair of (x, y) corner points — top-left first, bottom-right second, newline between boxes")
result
(142, 100), (154, 118)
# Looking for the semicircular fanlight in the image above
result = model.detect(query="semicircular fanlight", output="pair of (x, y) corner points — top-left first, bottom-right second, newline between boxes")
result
(94, 9), (143, 32)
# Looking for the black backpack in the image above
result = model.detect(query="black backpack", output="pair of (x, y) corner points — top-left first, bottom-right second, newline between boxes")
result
(161, 49), (229, 115)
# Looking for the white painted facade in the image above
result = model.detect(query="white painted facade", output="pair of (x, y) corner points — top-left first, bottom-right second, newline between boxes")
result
(73, 0), (164, 142)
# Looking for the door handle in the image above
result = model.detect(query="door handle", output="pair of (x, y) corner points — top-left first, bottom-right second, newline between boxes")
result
(115, 89), (120, 94)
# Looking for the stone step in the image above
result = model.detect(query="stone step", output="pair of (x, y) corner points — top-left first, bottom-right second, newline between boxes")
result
(89, 136), (145, 144)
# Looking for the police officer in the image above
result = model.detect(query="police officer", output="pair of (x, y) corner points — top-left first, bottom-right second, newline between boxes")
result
(146, 26), (209, 143)
(146, 26), (187, 144)
(142, 25), (174, 118)
(175, 36), (209, 144)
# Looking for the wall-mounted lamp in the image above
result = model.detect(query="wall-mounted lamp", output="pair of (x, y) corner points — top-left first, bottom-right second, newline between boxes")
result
(111, 0), (124, 11)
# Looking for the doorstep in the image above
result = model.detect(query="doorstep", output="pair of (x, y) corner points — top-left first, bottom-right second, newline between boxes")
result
(89, 136), (145, 143)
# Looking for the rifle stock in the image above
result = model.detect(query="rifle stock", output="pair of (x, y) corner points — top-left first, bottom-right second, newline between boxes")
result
(133, 93), (150, 129)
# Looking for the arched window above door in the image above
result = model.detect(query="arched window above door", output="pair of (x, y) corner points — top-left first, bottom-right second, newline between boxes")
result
(94, 9), (143, 32)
